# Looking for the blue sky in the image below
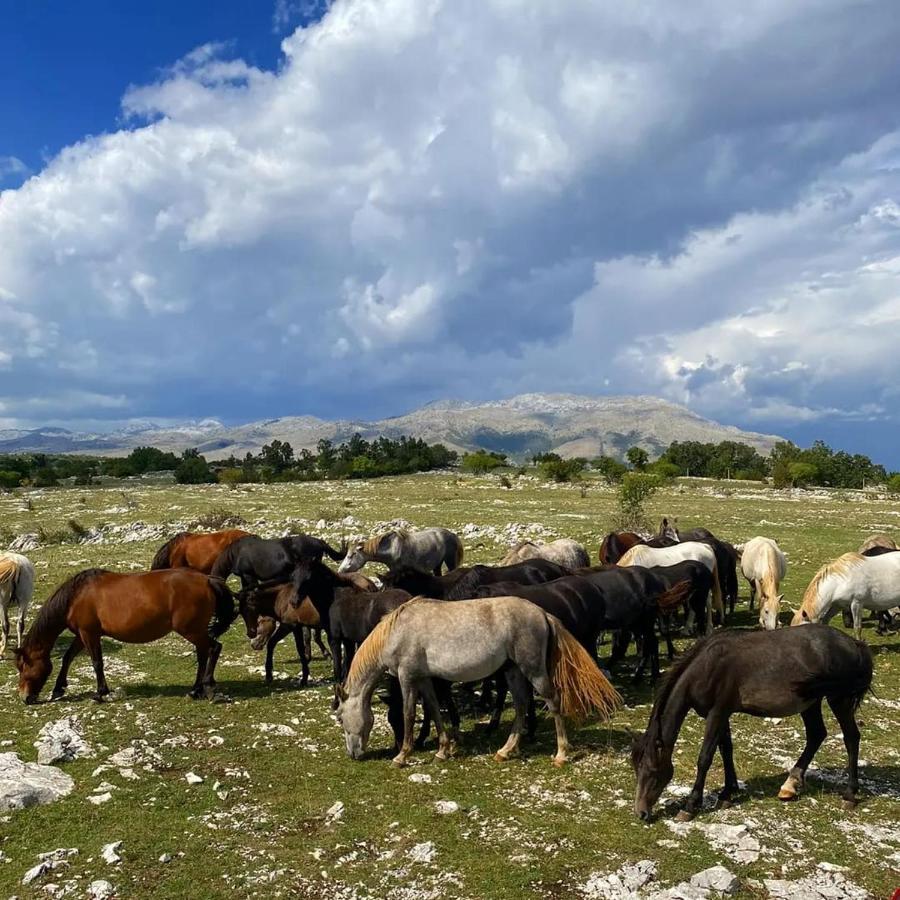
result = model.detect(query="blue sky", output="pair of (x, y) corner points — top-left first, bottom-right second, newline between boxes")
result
(2, 1), (900, 465)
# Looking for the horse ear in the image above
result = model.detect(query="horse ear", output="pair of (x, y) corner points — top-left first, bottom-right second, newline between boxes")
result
(776, 594), (784, 602)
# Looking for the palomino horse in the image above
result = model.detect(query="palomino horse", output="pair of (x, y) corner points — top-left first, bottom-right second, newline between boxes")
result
(15, 569), (235, 703)
(338, 527), (463, 576)
(632, 625), (872, 822)
(151, 528), (251, 572)
(499, 539), (590, 569)
(736, 536), (787, 629)
(335, 596), (621, 767)
(0, 552), (35, 657)
(792, 551), (900, 639)
(618, 542), (724, 632)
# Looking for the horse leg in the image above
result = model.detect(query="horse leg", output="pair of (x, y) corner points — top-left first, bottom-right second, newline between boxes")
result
(51, 635), (84, 700)
(16, 604), (27, 648)
(826, 695), (861, 808)
(418, 679), (454, 760)
(342, 640), (355, 682)
(678, 710), (727, 821)
(478, 675), (495, 710)
(331, 638), (344, 688)
(391, 677), (419, 767)
(523, 663), (569, 766)
(778, 701), (827, 800)
(494, 666), (529, 763)
(190, 641), (210, 698)
(748, 580), (756, 610)
(850, 601), (864, 641)
(297, 627), (311, 686)
(314, 627), (331, 659)
(716, 719), (741, 807)
(201, 637), (223, 698)
(386, 678), (403, 751)
(0, 604), (8, 657)
(438, 679), (460, 742)
(488, 672), (508, 732)
(80, 629), (110, 701)
(265, 623), (291, 684)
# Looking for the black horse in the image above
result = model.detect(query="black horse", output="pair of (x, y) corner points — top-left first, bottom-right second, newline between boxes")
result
(632, 625), (872, 822)
(381, 558), (571, 599)
(673, 526), (739, 615)
(210, 534), (346, 589)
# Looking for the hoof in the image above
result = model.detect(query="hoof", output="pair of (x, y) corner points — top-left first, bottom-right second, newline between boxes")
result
(674, 809), (694, 823)
(92, 693), (108, 703)
(842, 797), (859, 811)
(777, 788), (798, 801)
(552, 756), (567, 768)
(50, 689), (66, 701)
(391, 756), (409, 768)
(493, 752), (509, 763)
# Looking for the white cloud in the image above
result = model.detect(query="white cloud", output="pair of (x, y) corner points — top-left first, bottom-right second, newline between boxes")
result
(1, 0), (900, 445)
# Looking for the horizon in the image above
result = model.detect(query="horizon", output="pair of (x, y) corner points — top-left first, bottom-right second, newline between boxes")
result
(3, 3), (900, 464)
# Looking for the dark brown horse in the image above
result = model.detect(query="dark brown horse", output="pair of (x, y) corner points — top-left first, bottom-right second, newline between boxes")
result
(150, 529), (251, 572)
(16, 569), (235, 703)
(598, 531), (676, 565)
(631, 625), (872, 822)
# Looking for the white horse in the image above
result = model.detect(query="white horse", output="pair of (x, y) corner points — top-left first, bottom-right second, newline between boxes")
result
(736, 537), (787, 630)
(792, 551), (900, 639)
(499, 539), (590, 569)
(0, 552), (35, 657)
(338, 527), (464, 576)
(619, 541), (723, 632)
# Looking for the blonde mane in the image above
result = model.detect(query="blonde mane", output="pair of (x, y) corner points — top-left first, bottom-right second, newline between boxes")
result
(0, 556), (18, 586)
(800, 552), (866, 611)
(758, 542), (781, 601)
(344, 597), (420, 689)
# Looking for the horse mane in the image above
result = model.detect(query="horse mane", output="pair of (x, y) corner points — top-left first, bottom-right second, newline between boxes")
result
(345, 598), (418, 689)
(758, 541), (781, 599)
(150, 532), (188, 570)
(800, 552), (866, 610)
(210, 537), (248, 579)
(25, 569), (111, 648)
(617, 544), (644, 567)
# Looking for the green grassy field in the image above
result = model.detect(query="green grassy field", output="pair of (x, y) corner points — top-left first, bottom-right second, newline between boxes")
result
(1, 473), (898, 899)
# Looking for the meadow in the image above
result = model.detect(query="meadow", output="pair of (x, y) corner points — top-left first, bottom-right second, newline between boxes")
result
(1, 472), (898, 899)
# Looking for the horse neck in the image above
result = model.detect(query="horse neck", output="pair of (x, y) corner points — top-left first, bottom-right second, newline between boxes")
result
(347, 654), (386, 702)
(648, 676), (692, 750)
(23, 608), (68, 656)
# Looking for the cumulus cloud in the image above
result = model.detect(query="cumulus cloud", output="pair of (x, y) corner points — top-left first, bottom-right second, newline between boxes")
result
(1, 0), (900, 452)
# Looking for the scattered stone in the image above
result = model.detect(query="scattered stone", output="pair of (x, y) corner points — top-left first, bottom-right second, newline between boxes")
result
(690, 866), (739, 895)
(22, 862), (52, 886)
(101, 842), (122, 865)
(9, 533), (40, 552)
(408, 773), (432, 784)
(764, 863), (871, 899)
(184, 772), (204, 785)
(0, 753), (75, 810)
(325, 801), (344, 824)
(579, 860), (657, 898)
(88, 792), (112, 805)
(254, 723), (297, 737)
(407, 842), (437, 864)
(88, 879), (115, 899)
(159, 853), (172, 864)
(34, 718), (93, 765)
(434, 800), (459, 814)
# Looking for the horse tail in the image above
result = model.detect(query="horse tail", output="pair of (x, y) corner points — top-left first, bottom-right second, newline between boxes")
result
(656, 580), (692, 612)
(150, 532), (187, 570)
(210, 541), (239, 580)
(450, 536), (464, 570)
(546, 616), (621, 722)
(207, 576), (237, 639)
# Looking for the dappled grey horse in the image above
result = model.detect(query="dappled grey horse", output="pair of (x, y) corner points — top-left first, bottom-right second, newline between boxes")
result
(499, 539), (589, 569)
(334, 595), (621, 767)
(338, 527), (464, 575)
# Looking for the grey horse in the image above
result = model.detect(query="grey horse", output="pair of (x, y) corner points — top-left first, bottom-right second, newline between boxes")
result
(499, 539), (589, 569)
(334, 596), (621, 767)
(337, 527), (464, 576)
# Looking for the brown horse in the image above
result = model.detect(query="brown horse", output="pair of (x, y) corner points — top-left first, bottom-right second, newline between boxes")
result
(150, 529), (251, 573)
(15, 569), (235, 704)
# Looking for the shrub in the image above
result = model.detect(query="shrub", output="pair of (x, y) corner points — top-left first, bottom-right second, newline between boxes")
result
(192, 507), (246, 530)
(648, 460), (680, 482)
(175, 451), (216, 485)
(461, 450), (507, 475)
(538, 458), (585, 483)
(218, 468), (244, 489)
(592, 456), (627, 484)
(626, 446), (649, 470)
(886, 474), (900, 493)
(612, 472), (661, 531)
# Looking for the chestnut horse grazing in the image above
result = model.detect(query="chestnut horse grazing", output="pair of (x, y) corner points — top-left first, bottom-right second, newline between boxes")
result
(150, 529), (251, 573)
(631, 625), (872, 823)
(15, 569), (235, 704)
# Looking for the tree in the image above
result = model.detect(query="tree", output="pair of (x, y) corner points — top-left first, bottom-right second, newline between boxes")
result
(788, 461), (818, 488)
(175, 450), (216, 484)
(613, 473), (661, 531)
(626, 446), (649, 470)
(260, 440), (294, 474)
(539, 457), (585, 483)
(591, 455), (627, 483)
(887, 474), (900, 493)
(461, 450), (507, 475)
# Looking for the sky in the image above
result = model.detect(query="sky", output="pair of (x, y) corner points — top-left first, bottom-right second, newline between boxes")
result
(2, 1), (900, 465)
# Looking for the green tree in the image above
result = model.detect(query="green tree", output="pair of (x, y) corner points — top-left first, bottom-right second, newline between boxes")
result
(626, 446), (649, 470)
(887, 474), (900, 493)
(788, 461), (818, 488)
(591, 455), (627, 483)
(175, 450), (216, 484)
(461, 450), (507, 475)
(539, 457), (585, 483)
(613, 472), (661, 531)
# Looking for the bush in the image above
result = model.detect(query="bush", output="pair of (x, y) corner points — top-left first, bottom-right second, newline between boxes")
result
(886, 474), (900, 493)
(612, 472), (661, 531)
(0, 470), (21, 489)
(538, 457), (585, 483)
(217, 468), (245, 489)
(788, 461), (818, 488)
(648, 460), (680, 482)
(626, 446), (649, 470)
(592, 456), (627, 484)
(192, 507), (246, 530)
(175, 451), (216, 485)
(461, 450), (507, 475)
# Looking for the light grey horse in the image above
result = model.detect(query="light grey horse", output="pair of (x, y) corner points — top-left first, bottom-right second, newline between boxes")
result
(0, 552), (35, 657)
(337, 527), (463, 576)
(334, 596), (621, 767)
(499, 539), (589, 569)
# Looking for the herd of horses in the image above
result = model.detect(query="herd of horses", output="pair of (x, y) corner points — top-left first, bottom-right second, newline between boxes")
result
(2, 517), (895, 822)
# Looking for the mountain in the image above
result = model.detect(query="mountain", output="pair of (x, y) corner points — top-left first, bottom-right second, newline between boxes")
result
(0, 394), (782, 460)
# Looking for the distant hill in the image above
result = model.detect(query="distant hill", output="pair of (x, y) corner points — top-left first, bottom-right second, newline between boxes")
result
(0, 394), (782, 461)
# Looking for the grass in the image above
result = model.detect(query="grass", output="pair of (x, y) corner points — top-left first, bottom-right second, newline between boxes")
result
(1, 473), (899, 898)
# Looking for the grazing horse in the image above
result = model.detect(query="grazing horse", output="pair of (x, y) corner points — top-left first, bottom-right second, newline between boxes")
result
(499, 539), (590, 570)
(631, 625), (872, 822)
(338, 527), (463, 576)
(381, 558), (570, 600)
(792, 552), (900, 639)
(598, 530), (675, 565)
(0, 552), (35, 657)
(210, 534), (346, 588)
(335, 596), (621, 766)
(15, 569), (235, 703)
(671, 524), (739, 614)
(619, 542), (723, 631)
(150, 529), (251, 572)
(238, 583), (322, 685)
(736, 537), (788, 629)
